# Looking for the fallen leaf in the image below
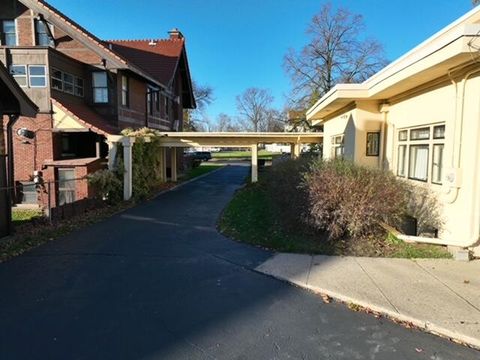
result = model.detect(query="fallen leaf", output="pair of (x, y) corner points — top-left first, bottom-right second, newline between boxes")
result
(415, 348), (423, 353)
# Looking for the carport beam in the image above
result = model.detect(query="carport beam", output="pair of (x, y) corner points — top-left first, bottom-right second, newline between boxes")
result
(251, 144), (258, 183)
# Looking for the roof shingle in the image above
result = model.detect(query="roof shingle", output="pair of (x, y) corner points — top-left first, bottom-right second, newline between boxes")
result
(107, 39), (184, 86)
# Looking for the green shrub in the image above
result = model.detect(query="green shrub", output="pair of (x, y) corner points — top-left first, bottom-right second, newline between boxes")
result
(304, 159), (410, 240)
(116, 128), (168, 200)
(267, 156), (313, 230)
(87, 169), (123, 204)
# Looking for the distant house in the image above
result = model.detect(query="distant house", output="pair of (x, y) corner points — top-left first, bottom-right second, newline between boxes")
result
(1, 0), (195, 209)
(306, 7), (480, 256)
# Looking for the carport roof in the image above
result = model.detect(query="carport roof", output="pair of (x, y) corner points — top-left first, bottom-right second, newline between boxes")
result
(155, 132), (323, 147)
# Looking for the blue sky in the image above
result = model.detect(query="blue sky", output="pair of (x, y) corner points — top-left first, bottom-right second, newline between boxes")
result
(49, 0), (473, 121)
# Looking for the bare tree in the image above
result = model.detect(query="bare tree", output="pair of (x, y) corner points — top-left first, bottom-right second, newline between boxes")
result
(284, 3), (388, 107)
(184, 80), (214, 131)
(236, 88), (274, 132)
(215, 113), (241, 132)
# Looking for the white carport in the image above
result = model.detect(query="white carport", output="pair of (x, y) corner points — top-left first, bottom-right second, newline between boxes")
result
(108, 132), (323, 200)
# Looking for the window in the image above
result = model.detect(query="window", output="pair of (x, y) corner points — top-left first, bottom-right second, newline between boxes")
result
(433, 125), (445, 139)
(396, 123), (445, 184)
(410, 127), (429, 140)
(18, 182), (37, 204)
(147, 92), (152, 115)
(63, 72), (74, 94)
(1, 20), (16, 46)
(366, 132), (380, 156)
(51, 68), (83, 97)
(92, 72), (108, 103)
(29, 65), (46, 87)
(121, 75), (129, 107)
(165, 97), (169, 118)
(432, 144), (444, 184)
(331, 135), (344, 159)
(57, 168), (75, 205)
(409, 145), (429, 181)
(397, 145), (407, 177)
(154, 91), (160, 111)
(10, 65), (27, 87)
(35, 19), (53, 46)
(74, 77), (84, 97)
(51, 69), (63, 90)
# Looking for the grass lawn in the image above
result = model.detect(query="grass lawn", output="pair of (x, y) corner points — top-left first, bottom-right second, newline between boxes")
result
(212, 150), (281, 160)
(12, 209), (43, 226)
(219, 182), (452, 259)
(183, 164), (224, 180)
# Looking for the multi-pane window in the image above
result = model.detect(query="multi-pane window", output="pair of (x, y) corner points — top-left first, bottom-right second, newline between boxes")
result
(57, 168), (76, 205)
(10, 65), (46, 88)
(35, 19), (53, 46)
(331, 135), (344, 159)
(121, 75), (129, 107)
(28, 65), (47, 87)
(1, 20), (16, 46)
(10, 65), (27, 87)
(366, 132), (380, 156)
(154, 91), (160, 111)
(51, 68), (83, 97)
(397, 124), (445, 184)
(74, 77), (84, 97)
(92, 72), (108, 103)
(51, 69), (63, 90)
(63, 73), (74, 94)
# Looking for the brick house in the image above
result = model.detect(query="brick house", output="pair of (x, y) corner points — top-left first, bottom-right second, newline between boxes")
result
(0, 0), (195, 208)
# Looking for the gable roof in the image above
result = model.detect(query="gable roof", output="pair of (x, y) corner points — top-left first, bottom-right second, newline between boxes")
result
(107, 38), (196, 108)
(0, 62), (38, 117)
(107, 39), (184, 86)
(20, 0), (166, 88)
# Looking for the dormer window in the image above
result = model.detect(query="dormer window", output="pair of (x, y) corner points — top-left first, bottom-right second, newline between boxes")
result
(92, 71), (108, 103)
(35, 19), (54, 46)
(1, 20), (16, 46)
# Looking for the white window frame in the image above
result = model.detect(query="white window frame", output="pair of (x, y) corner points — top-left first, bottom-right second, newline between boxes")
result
(10, 64), (27, 87)
(331, 134), (344, 159)
(121, 75), (129, 107)
(62, 72), (74, 94)
(28, 65), (47, 88)
(396, 123), (445, 185)
(1, 19), (17, 46)
(51, 68), (63, 91)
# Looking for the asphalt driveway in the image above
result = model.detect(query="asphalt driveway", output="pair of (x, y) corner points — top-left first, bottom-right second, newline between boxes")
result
(0, 165), (478, 359)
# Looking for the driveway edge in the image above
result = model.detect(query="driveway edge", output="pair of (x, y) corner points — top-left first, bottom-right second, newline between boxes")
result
(256, 265), (480, 350)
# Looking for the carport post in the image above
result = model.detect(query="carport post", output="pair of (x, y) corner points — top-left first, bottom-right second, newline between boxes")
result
(251, 144), (258, 183)
(160, 147), (167, 182)
(291, 143), (301, 159)
(170, 147), (177, 182)
(121, 136), (135, 201)
(106, 135), (123, 170)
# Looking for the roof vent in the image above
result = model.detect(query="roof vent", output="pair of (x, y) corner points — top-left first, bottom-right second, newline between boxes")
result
(148, 39), (157, 46)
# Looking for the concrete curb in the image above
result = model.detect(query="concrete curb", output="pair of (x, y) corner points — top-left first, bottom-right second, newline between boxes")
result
(258, 269), (480, 350)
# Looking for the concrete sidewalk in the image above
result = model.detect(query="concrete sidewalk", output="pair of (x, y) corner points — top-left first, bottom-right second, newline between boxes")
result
(257, 254), (480, 348)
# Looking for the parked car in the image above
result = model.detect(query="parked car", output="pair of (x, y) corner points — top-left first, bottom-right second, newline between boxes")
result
(192, 151), (212, 161)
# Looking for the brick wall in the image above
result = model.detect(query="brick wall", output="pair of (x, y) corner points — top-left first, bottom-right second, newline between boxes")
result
(16, 4), (33, 46)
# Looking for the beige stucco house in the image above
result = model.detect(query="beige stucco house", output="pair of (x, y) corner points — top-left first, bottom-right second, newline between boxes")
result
(306, 7), (480, 256)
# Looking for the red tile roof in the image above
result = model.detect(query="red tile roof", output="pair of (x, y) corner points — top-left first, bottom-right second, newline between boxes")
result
(52, 98), (119, 136)
(107, 39), (185, 86)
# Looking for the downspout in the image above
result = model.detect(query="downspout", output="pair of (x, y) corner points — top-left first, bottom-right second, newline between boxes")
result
(396, 68), (480, 247)
(378, 103), (390, 170)
(443, 68), (480, 204)
(6, 114), (19, 203)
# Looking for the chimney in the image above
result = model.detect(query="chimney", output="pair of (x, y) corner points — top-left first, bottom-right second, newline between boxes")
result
(168, 28), (183, 40)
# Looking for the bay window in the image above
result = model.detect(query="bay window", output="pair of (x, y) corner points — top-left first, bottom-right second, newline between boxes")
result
(396, 124), (445, 184)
